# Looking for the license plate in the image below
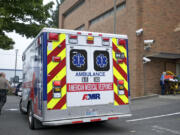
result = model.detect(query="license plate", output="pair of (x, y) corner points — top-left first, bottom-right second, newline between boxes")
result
(86, 111), (97, 116)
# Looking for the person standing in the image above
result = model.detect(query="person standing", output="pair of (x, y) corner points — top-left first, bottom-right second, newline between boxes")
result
(0, 72), (12, 115)
(160, 72), (166, 95)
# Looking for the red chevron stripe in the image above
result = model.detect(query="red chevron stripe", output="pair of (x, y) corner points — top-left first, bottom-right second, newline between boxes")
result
(112, 43), (127, 65)
(47, 58), (66, 83)
(47, 76), (66, 103)
(113, 59), (127, 81)
(113, 75), (128, 97)
(47, 90), (53, 103)
(114, 93), (125, 105)
(47, 40), (65, 65)
(53, 94), (66, 110)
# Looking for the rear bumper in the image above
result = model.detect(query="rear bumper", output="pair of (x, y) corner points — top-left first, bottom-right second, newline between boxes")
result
(42, 113), (132, 126)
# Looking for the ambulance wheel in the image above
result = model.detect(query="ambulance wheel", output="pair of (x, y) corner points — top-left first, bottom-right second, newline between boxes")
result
(28, 103), (42, 129)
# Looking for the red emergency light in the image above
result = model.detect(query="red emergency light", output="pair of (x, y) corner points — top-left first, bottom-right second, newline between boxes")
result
(48, 33), (59, 41)
(69, 35), (77, 39)
(53, 81), (61, 87)
(87, 36), (94, 44)
(102, 37), (110, 46)
(118, 39), (126, 46)
(103, 38), (110, 41)
(52, 56), (61, 62)
(118, 80), (124, 85)
(69, 35), (78, 44)
(117, 59), (124, 64)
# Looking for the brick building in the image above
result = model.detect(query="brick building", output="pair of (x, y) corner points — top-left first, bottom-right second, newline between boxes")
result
(59, 0), (180, 97)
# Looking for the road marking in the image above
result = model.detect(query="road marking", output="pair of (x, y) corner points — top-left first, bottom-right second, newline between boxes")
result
(152, 125), (180, 135)
(126, 112), (180, 122)
(5, 108), (19, 111)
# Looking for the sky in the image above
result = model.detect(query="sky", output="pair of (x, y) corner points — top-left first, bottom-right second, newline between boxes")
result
(0, 0), (57, 70)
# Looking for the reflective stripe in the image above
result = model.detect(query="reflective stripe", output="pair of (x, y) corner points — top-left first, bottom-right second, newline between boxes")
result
(112, 38), (129, 105)
(47, 33), (67, 110)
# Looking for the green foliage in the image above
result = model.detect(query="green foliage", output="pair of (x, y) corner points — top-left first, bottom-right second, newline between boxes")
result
(0, 0), (54, 50)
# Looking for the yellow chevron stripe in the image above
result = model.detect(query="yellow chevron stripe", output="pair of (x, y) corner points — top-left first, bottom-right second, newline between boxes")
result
(47, 34), (66, 55)
(47, 66), (66, 94)
(112, 38), (127, 58)
(61, 103), (67, 110)
(112, 50), (127, 74)
(47, 48), (66, 74)
(113, 67), (128, 90)
(47, 85), (66, 109)
(114, 84), (128, 104)
(114, 100), (119, 106)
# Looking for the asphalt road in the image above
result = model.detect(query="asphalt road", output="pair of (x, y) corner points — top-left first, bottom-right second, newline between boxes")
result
(0, 95), (180, 135)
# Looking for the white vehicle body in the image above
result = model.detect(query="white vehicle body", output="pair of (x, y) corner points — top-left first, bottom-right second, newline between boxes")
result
(20, 28), (131, 129)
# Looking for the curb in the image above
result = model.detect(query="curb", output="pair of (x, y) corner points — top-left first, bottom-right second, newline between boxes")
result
(131, 94), (159, 101)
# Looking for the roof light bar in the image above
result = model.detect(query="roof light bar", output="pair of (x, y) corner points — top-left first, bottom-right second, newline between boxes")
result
(69, 34), (78, 44)
(87, 36), (94, 44)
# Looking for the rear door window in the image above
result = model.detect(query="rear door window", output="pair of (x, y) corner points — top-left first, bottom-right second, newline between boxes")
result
(94, 51), (110, 71)
(70, 49), (87, 71)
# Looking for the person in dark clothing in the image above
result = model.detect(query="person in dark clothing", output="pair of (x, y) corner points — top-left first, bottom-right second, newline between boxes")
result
(160, 72), (166, 95)
(0, 72), (12, 115)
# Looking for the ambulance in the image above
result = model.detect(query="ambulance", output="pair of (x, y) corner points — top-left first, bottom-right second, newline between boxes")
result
(19, 28), (131, 129)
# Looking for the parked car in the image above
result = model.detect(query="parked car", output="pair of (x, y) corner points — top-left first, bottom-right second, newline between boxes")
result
(15, 82), (22, 96)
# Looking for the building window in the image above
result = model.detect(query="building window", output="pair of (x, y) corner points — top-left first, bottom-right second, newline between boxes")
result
(89, 1), (126, 26)
(63, 0), (85, 18)
(75, 24), (85, 30)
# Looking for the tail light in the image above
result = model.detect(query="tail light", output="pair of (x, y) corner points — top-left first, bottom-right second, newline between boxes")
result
(117, 80), (125, 95)
(52, 56), (61, 62)
(102, 37), (110, 46)
(87, 36), (94, 44)
(117, 59), (124, 64)
(69, 35), (78, 44)
(53, 81), (61, 98)
(48, 33), (59, 41)
(118, 39), (126, 46)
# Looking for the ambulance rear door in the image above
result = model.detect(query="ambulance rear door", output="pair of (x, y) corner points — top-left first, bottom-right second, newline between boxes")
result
(66, 35), (114, 107)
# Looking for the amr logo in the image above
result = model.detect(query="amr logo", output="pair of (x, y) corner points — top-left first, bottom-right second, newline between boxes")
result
(72, 53), (85, 67)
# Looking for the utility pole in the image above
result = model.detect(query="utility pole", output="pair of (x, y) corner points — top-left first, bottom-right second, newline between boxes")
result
(14, 49), (18, 86)
(113, 0), (117, 34)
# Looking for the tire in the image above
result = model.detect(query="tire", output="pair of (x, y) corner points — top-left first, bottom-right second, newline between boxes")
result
(27, 102), (42, 130)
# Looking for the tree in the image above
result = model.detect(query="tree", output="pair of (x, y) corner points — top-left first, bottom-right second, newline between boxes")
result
(0, 0), (54, 50)
(50, 0), (65, 28)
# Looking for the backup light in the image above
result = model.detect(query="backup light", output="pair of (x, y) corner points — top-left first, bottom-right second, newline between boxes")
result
(118, 90), (125, 95)
(48, 33), (59, 41)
